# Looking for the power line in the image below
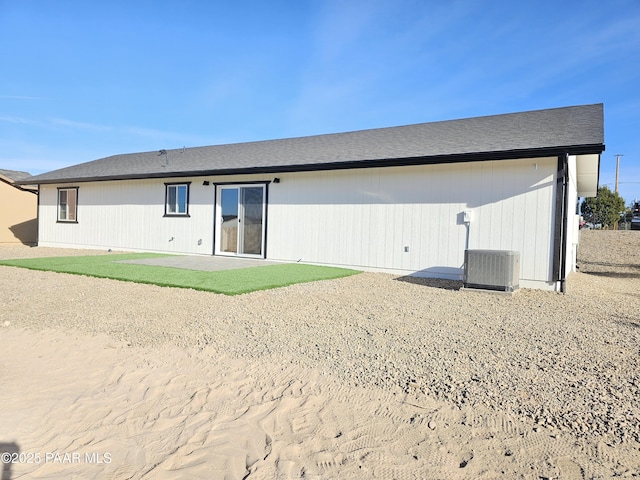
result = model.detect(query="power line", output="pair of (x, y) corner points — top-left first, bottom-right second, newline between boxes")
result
(602, 181), (640, 185)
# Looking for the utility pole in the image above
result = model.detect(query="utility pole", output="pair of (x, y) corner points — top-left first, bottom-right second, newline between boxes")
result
(614, 154), (624, 230)
(615, 154), (623, 193)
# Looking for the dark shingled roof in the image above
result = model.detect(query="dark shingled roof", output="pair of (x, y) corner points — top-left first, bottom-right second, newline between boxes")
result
(0, 169), (34, 182)
(21, 104), (604, 185)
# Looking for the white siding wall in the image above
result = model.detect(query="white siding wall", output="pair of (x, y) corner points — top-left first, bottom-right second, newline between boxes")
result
(37, 157), (559, 289)
(39, 178), (217, 255)
(267, 157), (558, 289)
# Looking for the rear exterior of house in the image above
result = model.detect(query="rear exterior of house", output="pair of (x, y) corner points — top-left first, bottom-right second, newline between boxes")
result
(23, 104), (605, 291)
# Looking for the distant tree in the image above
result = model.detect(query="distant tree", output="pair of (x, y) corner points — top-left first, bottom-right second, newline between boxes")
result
(581, 186), (626, 228)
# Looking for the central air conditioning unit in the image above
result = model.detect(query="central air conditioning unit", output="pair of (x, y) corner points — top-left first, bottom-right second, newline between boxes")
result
(464, 250), (520, 292)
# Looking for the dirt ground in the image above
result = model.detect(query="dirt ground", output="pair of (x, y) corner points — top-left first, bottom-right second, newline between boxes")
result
(0, 230), (638, 479)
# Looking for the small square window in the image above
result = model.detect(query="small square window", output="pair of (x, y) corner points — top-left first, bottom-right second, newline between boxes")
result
(58, 187), (78, 222)
(164, 183), (190, 216)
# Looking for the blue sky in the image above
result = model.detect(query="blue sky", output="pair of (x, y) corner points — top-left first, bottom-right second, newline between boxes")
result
(1, 0), (639, 204)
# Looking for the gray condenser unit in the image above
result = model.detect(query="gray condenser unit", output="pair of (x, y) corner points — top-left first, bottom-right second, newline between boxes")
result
(464, 250), (520, 292)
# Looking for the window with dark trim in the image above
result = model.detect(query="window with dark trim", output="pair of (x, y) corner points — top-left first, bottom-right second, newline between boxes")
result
(57, 187), (78, 222)
(164, 182), (190, 216)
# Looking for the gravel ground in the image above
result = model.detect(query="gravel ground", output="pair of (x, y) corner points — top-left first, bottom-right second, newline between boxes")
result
(1, 230), (639, 446)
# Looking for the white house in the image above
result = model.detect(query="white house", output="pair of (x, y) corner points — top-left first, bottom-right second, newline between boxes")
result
(20, 104), (604, 291)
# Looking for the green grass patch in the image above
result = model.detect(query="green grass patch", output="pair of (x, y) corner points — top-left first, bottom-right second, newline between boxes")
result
(0, 253), (360, 295)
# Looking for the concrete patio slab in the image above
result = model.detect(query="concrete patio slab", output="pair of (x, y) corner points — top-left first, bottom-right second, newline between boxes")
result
(118, 255), (283, 272)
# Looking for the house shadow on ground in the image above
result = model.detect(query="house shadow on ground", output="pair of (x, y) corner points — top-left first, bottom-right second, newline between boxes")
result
(1, 442), (20, 480)
(395, 266), (464, 291)
(577, 260), (640, 279)
(394, 275), (463, 291)
(614, 314), (640, 329)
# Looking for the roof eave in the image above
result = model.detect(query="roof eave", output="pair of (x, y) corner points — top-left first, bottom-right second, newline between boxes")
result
(576, 153), (602, 197)
(19, 143), (605, 185)
(1, 175), (38, 193)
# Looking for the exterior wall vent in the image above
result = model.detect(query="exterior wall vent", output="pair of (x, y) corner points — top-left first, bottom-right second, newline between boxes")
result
(464, 250), (520, 292)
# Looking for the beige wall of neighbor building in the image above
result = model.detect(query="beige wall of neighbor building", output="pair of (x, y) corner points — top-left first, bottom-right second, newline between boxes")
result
(0, 173), (38, 244)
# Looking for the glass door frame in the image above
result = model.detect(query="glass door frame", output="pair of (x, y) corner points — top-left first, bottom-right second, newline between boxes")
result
(214, 183), (267, 258)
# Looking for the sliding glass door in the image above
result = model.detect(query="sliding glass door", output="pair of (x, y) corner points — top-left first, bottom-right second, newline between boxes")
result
(215, 185), (266, 257)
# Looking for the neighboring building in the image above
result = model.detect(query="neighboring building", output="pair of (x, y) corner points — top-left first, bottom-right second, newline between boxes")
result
(0, 169), (38, 244)
(631, 200), (640, 230)
(20, 104), (604, 291)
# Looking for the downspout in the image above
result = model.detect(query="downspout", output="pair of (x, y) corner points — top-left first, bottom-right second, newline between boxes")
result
(560, 154), (570, 293)
(552, 154), (569, 293)
(35, 184), (40, 246)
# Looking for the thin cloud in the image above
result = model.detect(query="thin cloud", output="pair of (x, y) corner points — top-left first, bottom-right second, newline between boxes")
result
(0, 95), (43, 100)
(121, 126), (212, 147)
(51, 118), (113, 132)
(0, 115), (45, 126)
(2, 114), (203, 145)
